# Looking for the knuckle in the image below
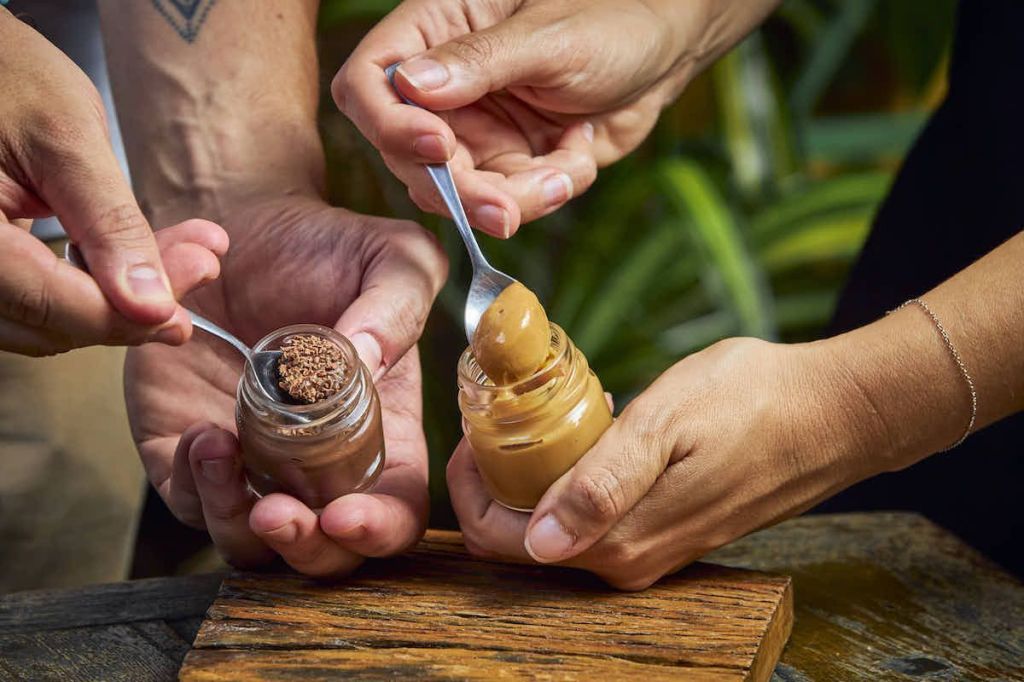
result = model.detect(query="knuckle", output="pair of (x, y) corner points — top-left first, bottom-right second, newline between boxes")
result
(86, 204), (153, 250)
(577, 156), (598, 192)
(203, 496), (250, 524)
(602, 536), (643, 571)
(330, 67), (351, 112)
(622, 401), (675, 459)
(603, 572), (658, 592)
(446, 32), (501, 70)
(27, 110), (93, 153)
(284, 542), (332, 574)
(569, 468), (627, 525)
(462, 535), (499, 561)
(170, 506), (206, 531)
(9, 279), (51, 328)
(590, 537), (654, 591)
(387, 292), (427, 346)
(408, 186), (443, 215)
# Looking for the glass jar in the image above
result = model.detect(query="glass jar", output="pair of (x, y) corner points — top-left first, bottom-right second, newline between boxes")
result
(458, 323), (613, 511)
(236, 324), (385, 510)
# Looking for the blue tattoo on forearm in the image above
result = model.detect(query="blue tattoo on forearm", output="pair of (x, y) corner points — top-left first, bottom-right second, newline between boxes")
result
(150, 0), (217, 43)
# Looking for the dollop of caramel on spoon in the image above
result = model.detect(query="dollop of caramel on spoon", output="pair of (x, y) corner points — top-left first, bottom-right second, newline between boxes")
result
(472, 283), (550, 385)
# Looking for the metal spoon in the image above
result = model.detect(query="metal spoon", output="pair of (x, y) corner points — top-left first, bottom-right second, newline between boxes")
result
(385, 63), (516, 343)
(63, 242), (291, 404)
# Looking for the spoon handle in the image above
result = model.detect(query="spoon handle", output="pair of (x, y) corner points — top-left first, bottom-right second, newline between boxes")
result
(423, 164), (488, 267)
(63, 242), (253, 358)
(384, 64), (489, 271)
(188, 312), (252, 359)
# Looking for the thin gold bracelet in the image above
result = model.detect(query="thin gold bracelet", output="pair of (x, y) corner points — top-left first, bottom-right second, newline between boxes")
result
(890, 298), (977, 451)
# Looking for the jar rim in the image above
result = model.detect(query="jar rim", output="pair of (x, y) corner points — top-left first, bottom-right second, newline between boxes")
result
(457, 322), (570, 394)
(241, 324), (365, 426)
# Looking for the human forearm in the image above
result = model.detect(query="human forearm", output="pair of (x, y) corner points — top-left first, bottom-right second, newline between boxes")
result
(824, 231), (1024, 475)
(97, 0), (323, 225)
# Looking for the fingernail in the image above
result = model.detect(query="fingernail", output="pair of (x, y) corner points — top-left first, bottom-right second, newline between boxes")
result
(525, 514), (576, 563)
(582, 122), (595, 143)
(473, 205), (510, 237)
(413, 134), (449, 161)
(397, 58), (450, 92)
(542, 173), (573, 207)
(349, 332), (384, 379)
(127, 264), (172, 301)
(199, 457), (234, 486)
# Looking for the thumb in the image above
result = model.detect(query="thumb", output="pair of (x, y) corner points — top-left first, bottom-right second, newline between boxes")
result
(523, 405), (671, 564)
(336, 274), (433, 382)
(37, 136), (177, 326)
(335, 221), (447, 380)
(394, 12), (550, 110)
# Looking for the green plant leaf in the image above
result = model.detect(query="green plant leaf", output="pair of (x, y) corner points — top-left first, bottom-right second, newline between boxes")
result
(571, 221), (688, 359)
(790, 0), (878, 121)
(758, 212), (872, 272)
(713, 33), (800, 198)
(804, 112), (929, 164)
(658, 159), (777, 340)
(319, 0), (399, 27)
(751, 171), (891, 244)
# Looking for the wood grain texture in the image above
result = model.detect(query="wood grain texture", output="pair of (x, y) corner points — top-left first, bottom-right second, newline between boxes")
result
(181, 531), (793, 681)
(2, 513), (1020, 681)
(0, 573), (224, 634)
(708, 513), (1024, 681)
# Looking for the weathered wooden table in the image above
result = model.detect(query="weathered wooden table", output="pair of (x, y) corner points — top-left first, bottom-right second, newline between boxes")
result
(1, 513), (1021, 680)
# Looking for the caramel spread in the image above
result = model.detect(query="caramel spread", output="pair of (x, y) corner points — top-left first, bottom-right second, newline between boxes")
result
(469, 368), (611, 510)
(472, 283), (550, 384)
(460, 321), (613, 511)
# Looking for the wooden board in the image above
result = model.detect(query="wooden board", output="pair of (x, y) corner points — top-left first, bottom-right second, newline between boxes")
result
(179, 530), (792, 681)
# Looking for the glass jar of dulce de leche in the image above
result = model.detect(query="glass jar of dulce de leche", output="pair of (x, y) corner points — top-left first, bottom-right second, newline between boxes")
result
(458, 323), (613, 512)
(235, 324), (385, 510)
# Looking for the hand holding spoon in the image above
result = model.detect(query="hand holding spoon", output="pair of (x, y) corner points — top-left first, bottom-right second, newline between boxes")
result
(64, 242), (291, 404)
(385, 63), (517, 344)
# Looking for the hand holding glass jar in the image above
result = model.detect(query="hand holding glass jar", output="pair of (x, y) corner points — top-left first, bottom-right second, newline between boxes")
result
(125, 197), (447, 577)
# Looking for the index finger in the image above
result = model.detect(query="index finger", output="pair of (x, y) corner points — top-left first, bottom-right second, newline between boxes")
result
(332, 8), (456, 165)
(446, 437), (532, 562)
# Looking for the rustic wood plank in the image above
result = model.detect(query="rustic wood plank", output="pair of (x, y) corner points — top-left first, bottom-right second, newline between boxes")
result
(181, 530), (792, 681)
(709, 512), (1024, 681)
(0, 573), (224, 634)
(4, 513), (1018, 681)
(180, 648), (743, 681)
(0, 623), (182, 681)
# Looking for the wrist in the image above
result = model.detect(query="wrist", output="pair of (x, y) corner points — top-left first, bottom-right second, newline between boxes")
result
(811, 308), (969, 478)
(644, 0), (781, 103)
(136, 115), (325, 227)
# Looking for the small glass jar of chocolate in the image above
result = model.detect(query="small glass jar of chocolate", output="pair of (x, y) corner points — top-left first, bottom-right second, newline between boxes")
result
(235, 324), (385, 509)
(457, 284), (613, 511)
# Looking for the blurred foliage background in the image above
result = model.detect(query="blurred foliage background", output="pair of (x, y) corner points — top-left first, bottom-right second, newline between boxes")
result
(315, 0), (956, 526)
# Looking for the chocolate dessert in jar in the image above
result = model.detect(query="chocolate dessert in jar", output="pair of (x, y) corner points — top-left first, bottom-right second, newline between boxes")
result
(458, 284), (612, 511)
(236, 324), (384, 510)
